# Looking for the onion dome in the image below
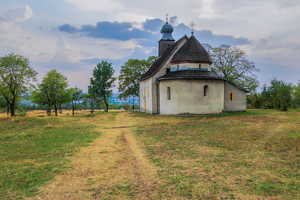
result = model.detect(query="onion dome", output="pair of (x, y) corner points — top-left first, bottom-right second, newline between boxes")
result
(160, 22), (174, 41)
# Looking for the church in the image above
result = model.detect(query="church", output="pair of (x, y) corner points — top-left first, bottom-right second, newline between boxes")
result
(139, 19), (248, 115)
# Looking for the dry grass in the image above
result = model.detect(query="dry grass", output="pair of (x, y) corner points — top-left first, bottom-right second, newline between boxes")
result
(1, 109), (299, 200)
(28, 111), (159, 200)
(134, 109), (300, 200)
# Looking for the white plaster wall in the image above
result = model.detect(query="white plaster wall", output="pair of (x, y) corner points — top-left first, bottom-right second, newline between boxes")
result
(139, 78), (153, 113)
(224, 82), (247, 111)
(159, 80), (225, 115)
(145, 37), (188, 114)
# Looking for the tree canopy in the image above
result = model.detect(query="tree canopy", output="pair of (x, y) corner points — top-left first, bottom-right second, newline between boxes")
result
(293, 82), (300, 107)
(68, 87), (83, 116)
(118, 56), (156, 99)
(0, 54), (37, 116)
(90, 61), (115, 112)
(0, 95), (6, 110)
(247, 79), (294, 111)
(32, 70), (68, 116)
(209, 45), (259, 93)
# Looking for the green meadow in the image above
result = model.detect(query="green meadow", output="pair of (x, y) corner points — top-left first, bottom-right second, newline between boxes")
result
(0, 109), (299, 200)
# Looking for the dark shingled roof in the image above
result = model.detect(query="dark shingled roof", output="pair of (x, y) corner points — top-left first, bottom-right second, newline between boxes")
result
(140, 36), (188, 81)
(171, 35), (212, 64)
(157, 70), (223, 81)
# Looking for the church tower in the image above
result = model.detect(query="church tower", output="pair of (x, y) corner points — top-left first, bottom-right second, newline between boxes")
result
(158, 16), (175, 56)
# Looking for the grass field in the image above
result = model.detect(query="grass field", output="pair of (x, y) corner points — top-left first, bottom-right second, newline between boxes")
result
(0, 110), (113, 199)
(134, 109), (300, 199)
(0, 109), (299, 200)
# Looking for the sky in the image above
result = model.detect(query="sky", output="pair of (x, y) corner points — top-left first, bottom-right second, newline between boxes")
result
(0, 0), (299, 91)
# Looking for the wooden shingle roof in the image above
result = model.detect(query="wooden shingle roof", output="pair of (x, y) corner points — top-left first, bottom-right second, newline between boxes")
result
(140, 36), (188, 81)
(171, 35), (212, 64)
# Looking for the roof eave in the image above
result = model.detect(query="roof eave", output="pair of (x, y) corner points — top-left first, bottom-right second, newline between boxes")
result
(170, 60), (212, 65)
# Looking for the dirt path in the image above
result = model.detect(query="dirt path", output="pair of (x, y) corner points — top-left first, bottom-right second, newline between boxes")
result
(29, 112), (158, 200)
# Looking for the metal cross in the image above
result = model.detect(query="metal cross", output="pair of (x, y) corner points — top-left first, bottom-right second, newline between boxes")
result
(190, 22), (195, 35)
(166, 14), (169, 23)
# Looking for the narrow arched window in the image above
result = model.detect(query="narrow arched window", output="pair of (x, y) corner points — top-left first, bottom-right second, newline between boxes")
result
(204, 85), (208, 96)
(167, 87), (171, 100)
(230, 92), (233, 101)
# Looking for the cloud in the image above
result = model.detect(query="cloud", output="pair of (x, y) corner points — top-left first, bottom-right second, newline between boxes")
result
(59, 21), (153, 41)
(143, 18), (164, 32)
(2, 0), (300, 89)
(1, 5), (33, 22)
(0, 18), (140, 91)
(58, 18), (250, 48)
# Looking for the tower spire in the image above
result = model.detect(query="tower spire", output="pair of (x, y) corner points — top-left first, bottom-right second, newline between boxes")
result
(166, 14), (169, 24)
(190, 22), (195, 36)
(159, 14), (175, 56)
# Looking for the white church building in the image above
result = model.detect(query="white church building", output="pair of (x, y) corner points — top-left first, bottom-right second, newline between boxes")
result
(139, 20), (248, 115)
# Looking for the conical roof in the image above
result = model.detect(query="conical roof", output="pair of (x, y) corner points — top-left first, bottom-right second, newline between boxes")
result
(171, 35), (212, 64)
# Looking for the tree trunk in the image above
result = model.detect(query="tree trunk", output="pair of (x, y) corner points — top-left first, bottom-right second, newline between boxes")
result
(46, 104), (51, 116)
(54, 104), (58, 116)
(59, 104), (63, 114)
(103, 96), (109, 112)
(72, 101), (75, 116)
(90, 98), (94, 114)
(10, 102), (15, 117)
(6, 104), (10, 117)
(132, 96), (135, 111)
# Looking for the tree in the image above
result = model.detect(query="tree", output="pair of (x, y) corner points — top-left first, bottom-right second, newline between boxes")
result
(32, 70), (68, 116)
(0, 54), (37, 117)
(293, 82), (300, 107)
(86, 85), (98, 114)
(267, 79), (293, 111)
(31, 89), (51, 115)
(0, 95), (6, 112)
(68, 87), (83, 116)
(90, 61), (115, 112)
(209, 45), (259, 93)
(247, 93), (262, 109)
(118, 56), (156, 109)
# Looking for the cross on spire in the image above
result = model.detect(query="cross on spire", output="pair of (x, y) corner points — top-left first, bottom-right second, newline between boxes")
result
(166, 14), (169, 24)
(190, 22), (195, 36)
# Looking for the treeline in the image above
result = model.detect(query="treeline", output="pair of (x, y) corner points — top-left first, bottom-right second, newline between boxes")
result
(0, 54), (154, 117)
(1, 45), (299, 117)
(248, 79), (300, 111)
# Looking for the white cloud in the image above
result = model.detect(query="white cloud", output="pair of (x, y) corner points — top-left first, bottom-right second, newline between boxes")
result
(0, 18), (140, 90)
(0, 20), (138, 64)
(23, 5), (33, 22)
(1, 5), (33, 22)
(2, 0), (300, 87)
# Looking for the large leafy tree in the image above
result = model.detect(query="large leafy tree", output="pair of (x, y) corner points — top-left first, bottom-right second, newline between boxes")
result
(32, 70), (68, 116)
(90, 61), (115, 112)
(0, 95), (6, 112)
(293, 82), (300, 107)
(266, 79), (293, 111)
(209, 45), (259, 93)
(86, 85), (99, 114)
(0, 54), (37, 116)
(68, 87), (83, 116)
(118, 56), (156, 109)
